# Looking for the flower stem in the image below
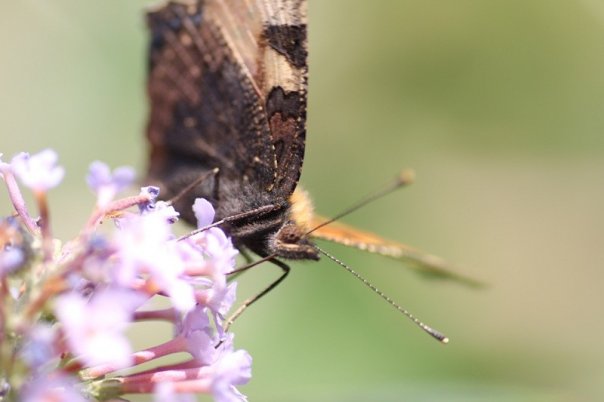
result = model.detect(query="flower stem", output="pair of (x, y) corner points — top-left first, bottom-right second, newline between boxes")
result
(1, 170), (38, 234)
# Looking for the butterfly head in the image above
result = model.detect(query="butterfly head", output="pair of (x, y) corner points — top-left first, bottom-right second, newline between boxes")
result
(271, 221), (319, 260)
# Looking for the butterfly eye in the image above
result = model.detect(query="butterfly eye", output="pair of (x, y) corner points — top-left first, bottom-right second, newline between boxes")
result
(282, 229), (300, 243)
(272, 224), (319, 261)
(284, 232), (299, 243)
(275, 224), (303, 244)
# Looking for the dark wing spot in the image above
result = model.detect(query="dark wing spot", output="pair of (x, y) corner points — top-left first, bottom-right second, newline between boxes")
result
(147, 2), (204, 69)
(263, 24), (307, 69)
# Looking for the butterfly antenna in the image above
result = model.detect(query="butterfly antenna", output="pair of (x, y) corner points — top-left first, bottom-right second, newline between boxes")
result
(306, 169), (415, 236)
(315, 245), (449, 344)
(168, 168), (220, 206)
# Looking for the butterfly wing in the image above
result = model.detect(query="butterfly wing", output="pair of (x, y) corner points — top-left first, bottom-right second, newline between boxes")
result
(310, 215), (483, 287)
(146, 0), (308, 221)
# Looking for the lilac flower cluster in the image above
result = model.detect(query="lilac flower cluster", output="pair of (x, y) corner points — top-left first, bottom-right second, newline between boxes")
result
(0, 150), (251, 401)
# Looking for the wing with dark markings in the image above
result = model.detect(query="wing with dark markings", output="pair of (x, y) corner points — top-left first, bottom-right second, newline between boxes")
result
(146, 0), (308, 219)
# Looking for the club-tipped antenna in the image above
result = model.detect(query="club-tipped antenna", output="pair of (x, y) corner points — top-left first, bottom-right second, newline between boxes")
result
(306, 169), (416, 236)
(315, 245), (449, 344)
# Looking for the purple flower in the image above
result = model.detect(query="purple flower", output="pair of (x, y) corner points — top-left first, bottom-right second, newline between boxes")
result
(149, 201), (180, 224)
(162, 274), (196, 313)
(193, 198), (215, 228)
(178, 306), (217, 365)
(172, 307), (252, 401)
(211, 348), (252, 402)
(201, 227), (237, 262)
(0, 246), (25, 277)
(21, 374), (86, 402)
(20, 324), (58, 371)
(86, 161), (136, 207)
(186, 229), (237, 337)
(112, 211), (173, 283)
(184, 334), (251, 402)
(185, 207), (238, 335)
(113, 211), (195, 312)
(142, 185), (161, 198)
(0, 217), (28, 277)
(212, 282), (237, 320)
(0, 152), (253, 400)
(11, 149), (64, 192)
(138, 186), (161, 213)
(197, 281), (237, 339)
(174, 237), (207, 270)
(54, 288), (144, 368)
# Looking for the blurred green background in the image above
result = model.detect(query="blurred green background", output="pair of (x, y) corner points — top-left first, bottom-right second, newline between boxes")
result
(2, 1), (604, 401)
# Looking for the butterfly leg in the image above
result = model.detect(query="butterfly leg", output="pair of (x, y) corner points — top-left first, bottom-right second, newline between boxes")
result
(223, 258), (290, 333)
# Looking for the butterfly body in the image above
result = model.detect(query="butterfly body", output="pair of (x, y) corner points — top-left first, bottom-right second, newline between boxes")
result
(146, 0), (477, 289)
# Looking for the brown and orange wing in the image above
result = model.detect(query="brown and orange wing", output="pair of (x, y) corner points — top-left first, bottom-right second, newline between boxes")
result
(309, 215), (483, 287)
(146, 0), (308, 224)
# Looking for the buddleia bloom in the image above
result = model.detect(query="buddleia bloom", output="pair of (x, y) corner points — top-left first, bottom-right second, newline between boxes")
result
(0, 150), (251, 401)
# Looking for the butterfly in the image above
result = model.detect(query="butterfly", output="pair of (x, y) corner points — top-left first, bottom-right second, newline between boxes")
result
(145, 0), (476, 340)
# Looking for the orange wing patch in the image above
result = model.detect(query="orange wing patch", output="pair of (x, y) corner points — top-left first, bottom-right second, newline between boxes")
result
(309, 215), (483, 287)
(289, 186), (482, 287)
